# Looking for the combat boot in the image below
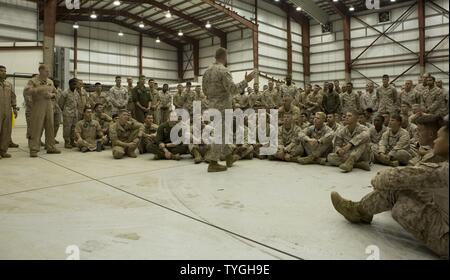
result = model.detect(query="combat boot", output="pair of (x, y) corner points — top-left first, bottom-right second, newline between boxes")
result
(127, 150), (138, 158)
(339, 156), (356, 173)
(30, 151), (38, 158)
(64, 142), (72, 149)
(225, 154), (239, 167)
(47, 148), (61, 154)
(297, 155), (315, 165)
(193, 150), (203, 164)
(9, 142), (19, 148)
(0, 153), (11, 158)
(80, 147), (89, 153)
(330, 191), (373, 224)
(208, 161), (227, 172)
(354, 161), (371, 171)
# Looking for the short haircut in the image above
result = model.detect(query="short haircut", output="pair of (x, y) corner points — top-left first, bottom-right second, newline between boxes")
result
(382, 74), (389, 79)
(148, 78), (154, 82)
(346, 82), (353, 86)
(112, 113), (119, 119)
(346, 109), (359, 117)
(69, 78), (77, 85)
(374, 114), (385, 123)
(415, 115), (443, 131)
(118, 109), (129, 115)
(83, 106), (92, 113)
(300, 112), (308, 117)
(115, 76), (121, 80)
(38, 64), (47, 71)
(428, 76), (436, 82)
(391, 114), (402, 122)
(95, 82), (101, 86)
(365, 108), (374, 114)
(186, 81), (192, 86)
(0, 65), (5, 70)
(215, 47), (227, 60)
(93, 103), (103, 110)
(315, 112), (326, 120)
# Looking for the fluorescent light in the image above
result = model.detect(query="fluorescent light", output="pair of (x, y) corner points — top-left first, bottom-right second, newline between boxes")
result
(73, 22), (79, 29)
(390, 0), (396, 2)
(333, 0), (338, 2)
(349, 6), (355, 11)
(90, 11), (97, 19)
(113, 0), (121, 6)
(205, 21), (211, 29)
(138, 21), (145, 28)
(165, 10), (172, 18)
(178, 30), (183, 36)
(118, 31), (124, 36)
(156, 37), (160, 43)
(296, 7), (302, 11)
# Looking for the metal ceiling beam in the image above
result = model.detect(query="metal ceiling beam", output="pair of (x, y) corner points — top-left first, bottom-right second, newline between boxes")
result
(329, 0), (351, 82)
(328, 0), (349, 18)
(199, 0), (257, 31)
(122, 0), (227, 40)
(59, 15), (182, 48)
(56, 7), (197, 44)
(418, 0), (426, 74)
(289, 0), (328, 25)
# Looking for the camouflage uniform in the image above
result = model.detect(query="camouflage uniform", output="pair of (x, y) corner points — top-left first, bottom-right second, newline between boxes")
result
(159, 91), (172, 124)
(248, 91), (263, 110)
(53, 88), (62, 139)
(184, 88), (196, 115)
(374, 128), (412, 165)
(377, 85), (398, 114)
(421, 86), (448, 117)
(358, 162), (449, 258)
(262, 88), (278, 109)
(233, 93), (249, 110)
(298, 124), (334, 159)
(399, 89), (420, 106)
(127, 85), (136, 119)
(202, 62), (248, 162)
(89, 91), (109, 114)
(139, 122), (159, 154)
(270, 124), (302, 160)
(173, 91), (186, 109)
(328, 122), (343, 132)
(327, 124), (371, 166)
(74, 119), (103, 151)
(369, 125), (387, 158)
(360, 91), (378, 111)
(23, 87), (33, 139)
(149, 88), (161, 124)
(93, 112), (112, 143)
(146, 121), (189, 158)
(108, 85), (129, 115)
(109, 118), (144, 159)
(340, 91), (360, 114)
(230, 125), (254, 160)
(278, 104), (300, 126)
(77, 88), (88, 121)
(59, 88), (79, 145)
(305, 92), (323, 115)
(281, 84), (298, 99)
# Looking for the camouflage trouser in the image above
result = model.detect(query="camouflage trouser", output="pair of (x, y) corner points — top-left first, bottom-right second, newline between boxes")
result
(374, 150), (412, 166)
(300, 140), (333, 159)
(112, 129), (140, 159)
(359, 189), (449, 259)
(25, 107), (32, 139)
(269, 144), (304, 160)
(159, 107), (170, 124)
(189, 144), (210, 157)
(54, 109), (61, 139)
(75, 138), (97, 151)
(231, 144), (254, 159)
(205, 110), (232, 162)
(63, 115), (78, 144)
(147, 143), (188, 158)
(327, 143), (370, 166)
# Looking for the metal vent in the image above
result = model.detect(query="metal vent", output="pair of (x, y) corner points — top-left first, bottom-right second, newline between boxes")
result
(378, 11), (390, 23)
(321, 23), (332, 33)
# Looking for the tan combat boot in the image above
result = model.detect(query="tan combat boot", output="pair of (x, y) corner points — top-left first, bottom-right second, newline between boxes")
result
(330, 191), (373, 224)
(339, 156), (356, 173)
(354, 161), (371, 171)
(193, 150), (203, 164)
(225, 154), (240, 167)
(47, 148), (61, 154)
(0, 153), (11, 158)
(297, 155), (315, 165)
(208, 161), (227, 172)
(30, 151), (38, 158)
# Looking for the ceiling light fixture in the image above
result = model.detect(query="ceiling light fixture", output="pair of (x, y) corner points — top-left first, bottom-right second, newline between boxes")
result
(118, 31), (124, 36)
(349, 6), (355, 11)
(113, 0), (121, 6)
(165, 10), (172, 18)
(296, 7), (302, 11)
(178, 30), (183, 36)
(156, 37), (160, 43)
(205, 21), (211, 29)
(90, 11), (97, 19)
(73, 22), (79, 29)
(138, 21), (145, 28)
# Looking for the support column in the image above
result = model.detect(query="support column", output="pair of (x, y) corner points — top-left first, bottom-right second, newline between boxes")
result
(418, 0), (426, 74)
(287, 12), (293, 77)
(73, 28), (78, 77)
(343, 15), (352, 82)
(138, 33), (143, 76)
(193, 41), (199, 82)
(43, 0), (57, 76)
(177, 46), (184, 82)
(220, 34), (227, 49)
(301, 20), (311, 85)
(253, 0), (259, 81)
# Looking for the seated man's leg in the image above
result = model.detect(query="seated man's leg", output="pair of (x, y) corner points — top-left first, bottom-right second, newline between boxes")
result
(75, 139), (90, 152)
(190, 144), (203, 163)
(327, 152), (343, 166)
(112, 146), (125, 159)
(391, 150), (412, 166)
(125, 143), (138, 158)
(391, 194), (449, 259)
(146, 143), (165, 159)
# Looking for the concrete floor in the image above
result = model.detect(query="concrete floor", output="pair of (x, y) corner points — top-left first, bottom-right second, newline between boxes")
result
(0, 126), (438, 260)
